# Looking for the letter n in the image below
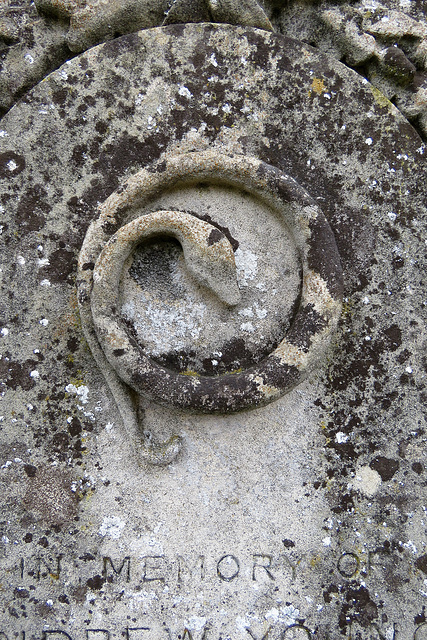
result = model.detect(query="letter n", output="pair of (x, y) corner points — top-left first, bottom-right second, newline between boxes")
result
(37, 555), (62, 580)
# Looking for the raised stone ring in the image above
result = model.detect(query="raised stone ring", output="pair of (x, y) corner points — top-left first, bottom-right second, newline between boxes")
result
(78, 150), (343, 414)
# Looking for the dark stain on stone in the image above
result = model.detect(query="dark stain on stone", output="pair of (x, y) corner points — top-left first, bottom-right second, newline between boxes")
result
(339, 585), (378, 629)
(412, 461), (423, 475)
(51, 87), (69, 106)
(194, 372), (262, 413)
(65, 73), (79, 86)
(84, 94), (96, 107)
(397, 348), (410, 364)
(244, 29), (275, 71)
(415, 554), (427, 575)
(282, 538), (295, 548)
(87, 574), (105, 591)
(95, 119), (108, 135)
(370, 456), (399, 481)
(41, 248), (76, 284)
(308, 216), (344, 300)
(220, 337), (257, 373)
(69, 584), (88, 603)
(365, 545), (408, 594)
(415, 607), (426, 625)
(71, 143), (88, 167)
(67, 336), (79, 353)
(93, 131), (164, 191)
(331, 492), (355, 514)
(323, 583), (339, 603)
(35, 601), (55, 617)
(24, 464), (37, 478)
(156, 348), (196, 374)
(392, 255), (405, 270)
(207, 228), (224, 245)
(189, 209), (239, 251)
(287, 304), (327, 352)
(383, 325), (402, 349)
(0, 355), (37, 391)
(58, 594), (70, 604)
(68, 417), (82, 438)
(258, 356), (300, 393)
(15, 184), (50, 234)
(50, 431), (71, 457)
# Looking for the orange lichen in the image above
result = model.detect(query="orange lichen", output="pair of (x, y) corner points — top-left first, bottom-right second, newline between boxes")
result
(310, 78), (327, 96)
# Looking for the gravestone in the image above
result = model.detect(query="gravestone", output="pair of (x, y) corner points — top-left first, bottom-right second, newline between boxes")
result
(1, 5), (427, 640)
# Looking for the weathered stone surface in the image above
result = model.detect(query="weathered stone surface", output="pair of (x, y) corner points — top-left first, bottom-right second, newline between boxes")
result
(279, 3), (427, 139)
(0, 19), (426, 640)
(1, 0), (427, 139)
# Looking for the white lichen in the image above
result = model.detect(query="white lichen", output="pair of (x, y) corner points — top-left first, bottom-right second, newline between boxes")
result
(65, 383), (89, 404)
(98, 515), (126, 539)
(335, 432), (349, 443)
(234, 248), (258, 287)
(352, 465), (382, 497)
(178, 85), (193, 99)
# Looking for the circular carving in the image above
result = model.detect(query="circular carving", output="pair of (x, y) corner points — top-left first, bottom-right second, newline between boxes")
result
(78, 150), (343, 412)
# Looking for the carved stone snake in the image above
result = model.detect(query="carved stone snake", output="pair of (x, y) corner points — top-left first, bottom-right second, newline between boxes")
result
(78, 150), (343, 464)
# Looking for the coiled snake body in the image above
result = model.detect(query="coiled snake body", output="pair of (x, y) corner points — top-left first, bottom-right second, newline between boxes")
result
(78, 151), (343, 464)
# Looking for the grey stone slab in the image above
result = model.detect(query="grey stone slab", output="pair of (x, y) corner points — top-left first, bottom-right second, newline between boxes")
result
(0, 21), (426, 639)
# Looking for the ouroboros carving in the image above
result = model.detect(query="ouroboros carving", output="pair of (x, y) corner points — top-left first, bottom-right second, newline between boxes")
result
(78, 151), (343, 446)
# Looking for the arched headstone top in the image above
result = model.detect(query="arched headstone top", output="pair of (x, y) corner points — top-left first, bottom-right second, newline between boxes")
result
(0, 7), (426, 637)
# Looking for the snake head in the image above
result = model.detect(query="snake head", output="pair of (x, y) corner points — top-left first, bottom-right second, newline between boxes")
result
(183, 225), (241, 307)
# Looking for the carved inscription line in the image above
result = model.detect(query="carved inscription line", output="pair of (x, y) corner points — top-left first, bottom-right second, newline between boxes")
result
(0, 622), (406, 640)
(0, 626), (314, 640)
(16, 552), (298, 585)
(15, 547), (407, 585)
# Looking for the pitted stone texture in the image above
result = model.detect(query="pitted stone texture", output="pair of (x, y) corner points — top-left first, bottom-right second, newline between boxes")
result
(0, 22), (426, 638)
